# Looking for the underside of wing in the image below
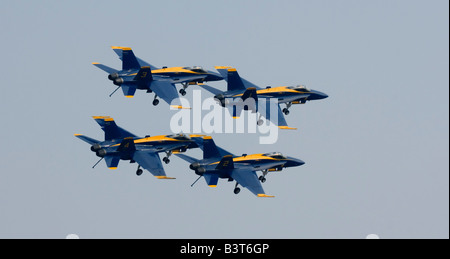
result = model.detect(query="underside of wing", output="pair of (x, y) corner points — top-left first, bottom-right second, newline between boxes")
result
(260, 100), (297, 130)
(197, 84), (223, 95)
(133, 151), (174, 179)
(92, 63), (118, 74)
(230, 168), (274, 197)
(150, 80), (186, 109)
(175, 154), (199, 164)
(171, 75), (207, 84)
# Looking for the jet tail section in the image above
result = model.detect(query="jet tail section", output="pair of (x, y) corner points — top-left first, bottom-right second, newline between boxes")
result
(92, 116), (137, 141)
(134, 66), (152, 84)
(92, 63), (118, 74)
(74, 134), (100, 145)
(105, 155), (120, 169)
(111, 46), (141, 70)
(215, 155), (234, 170)
(117, 137), (136, 153)
(226, 68), (247, 92)
(202, 136), (223, 160)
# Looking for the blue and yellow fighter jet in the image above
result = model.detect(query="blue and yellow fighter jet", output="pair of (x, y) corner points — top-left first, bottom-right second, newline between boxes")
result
(92, 46), (223, 108)
(199, 67), (328, 129)
(74, 116), (205, 179)
(176, 136), (305, 197)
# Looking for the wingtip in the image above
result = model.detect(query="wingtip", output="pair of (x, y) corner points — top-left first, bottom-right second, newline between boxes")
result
(155, 176), (176, 180)
(215, 66), (233, 70)
(257, 194), (275, 198)
(74, 134), (82, 137)
(278, 126), (297, 130)
(92, 116), (114, 121)
(111, 46), (131, 51)
(170, 105), (191, 110)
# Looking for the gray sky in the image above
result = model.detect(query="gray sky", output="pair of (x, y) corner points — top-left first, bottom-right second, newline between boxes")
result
(0, 0), (448, 238)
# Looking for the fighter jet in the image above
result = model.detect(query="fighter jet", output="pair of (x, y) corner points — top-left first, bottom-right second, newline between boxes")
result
(74, 116), (205, 179)
(92, 46), (223, 108)
(199, 67), (328, 129)
(176, 136), (305, 197)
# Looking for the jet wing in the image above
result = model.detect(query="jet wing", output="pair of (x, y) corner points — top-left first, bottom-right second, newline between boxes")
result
(150, 80), (187, 108)
(133, 151), (174, 179)
(92, 63), (118, 74)
(197, 84), (223, 95)
(260, 101), (297, 130)
(278, 94), (310, 104)
(230, 168), (274, 197)
(175, 154), (199, 164)
(171, 75), (207, 84)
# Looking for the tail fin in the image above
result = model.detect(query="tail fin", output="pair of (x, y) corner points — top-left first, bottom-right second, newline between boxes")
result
(215, 66), (261, 90)
(215, 155), (234, 170)
(134, 66), (152, 84)
(215, 66), (232, 80)
(111, 46), (141, 70)
(231, 87), (258, 118)
(117, 137), (136, 153)
(201, 136), (223, 160)
(226, 68), (246, 92)
(92, 116), (137, 141)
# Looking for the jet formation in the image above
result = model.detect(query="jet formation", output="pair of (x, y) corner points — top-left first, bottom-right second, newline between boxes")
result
(74, 46), (328, 197)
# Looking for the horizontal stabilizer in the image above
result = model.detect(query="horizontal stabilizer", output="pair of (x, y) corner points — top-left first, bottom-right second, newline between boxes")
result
(105, 155), (120, 169)
(121, 83), (137, 98)
(204, 173), (219, 187)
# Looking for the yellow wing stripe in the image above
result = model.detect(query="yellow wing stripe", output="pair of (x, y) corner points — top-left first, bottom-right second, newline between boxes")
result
(257, 194), (275, 198)
(111, 46), (132, 51)
(278, 126), (297, 130)
(155, 176), (176, 179)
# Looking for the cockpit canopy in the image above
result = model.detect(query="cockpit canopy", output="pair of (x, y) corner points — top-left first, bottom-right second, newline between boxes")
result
(263, 152), (287, 159)
(183, 66), (207, 73)
(165, 133), (191, 141)
(287, 85), (310, 91)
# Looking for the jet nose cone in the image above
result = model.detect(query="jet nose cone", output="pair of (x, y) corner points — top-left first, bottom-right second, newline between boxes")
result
(313, 90), (328, 99)
(287, 157), (305, 167)
(295, 158), (305, 166)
